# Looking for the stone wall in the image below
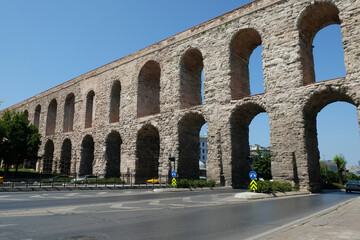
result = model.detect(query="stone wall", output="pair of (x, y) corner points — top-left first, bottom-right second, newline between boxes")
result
(3, 0), (359, 192)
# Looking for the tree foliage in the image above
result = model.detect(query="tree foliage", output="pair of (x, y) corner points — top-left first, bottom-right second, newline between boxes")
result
(0, 110), (41, 173)
(333, 154), (347, 185)
(251, 149), (272, 180)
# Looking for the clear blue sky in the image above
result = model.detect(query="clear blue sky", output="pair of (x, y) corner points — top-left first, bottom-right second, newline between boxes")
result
(0, 1), (359, 166)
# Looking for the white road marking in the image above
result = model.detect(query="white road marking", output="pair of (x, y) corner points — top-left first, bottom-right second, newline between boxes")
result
(29, 194), (46, 198)
(149, 200), (164, 206)
(97, 192), (108, 195)
(65, 193), (79, 197)
(0, 224), (18, 228)
(110, 203), (140, 209)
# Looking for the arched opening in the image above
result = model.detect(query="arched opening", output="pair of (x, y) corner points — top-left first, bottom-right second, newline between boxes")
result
(135, 124), (160, 183)
(230, 103), (266, 188)
(109, 81), (121, 123)
(105, 131), (121, 178)
(34, 105), (41, 128)
(178, 113), (206, 179)
(60, 138), (72, 176)
(80, 135), (94, 176)
(249, 112), (271, 181)
(230, 28), (262, 100)
(63, 93), (75, 132)
(23, 110), (29, 120)
(304, 90), (357, 192)
(180, 49), (204, 109)
(298, 2), (343, 84)
(43, 140), (54, 173)
(249, 46), (264, 95)
(199, 123), (208, 179)
(313, 25), (346, 81)
(137, 61), (161, 118)
(46, 99), (57, 136)
(85, 90), (95, 128)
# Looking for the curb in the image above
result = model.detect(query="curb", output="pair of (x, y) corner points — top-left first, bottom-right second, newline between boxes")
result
(235, 191), (311, 200)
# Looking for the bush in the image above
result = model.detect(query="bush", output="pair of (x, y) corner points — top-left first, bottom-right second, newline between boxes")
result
(253, 181), (293, 193)
(177, 179), (191, 188)
(41, 177), (71, 183)
(73, 178), (124, 184)
(206, 180), (216, 188)
(176, 179), (216, 188)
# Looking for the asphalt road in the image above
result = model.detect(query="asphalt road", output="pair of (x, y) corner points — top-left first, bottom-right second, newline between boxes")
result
(0, 189), (358, 240)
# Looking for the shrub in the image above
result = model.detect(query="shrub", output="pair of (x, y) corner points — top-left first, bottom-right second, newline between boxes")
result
(176, 179), (216, 188)
(206, 180), (216, 188)
(177, 179), (191, 188)
(253, 181), (293, 193)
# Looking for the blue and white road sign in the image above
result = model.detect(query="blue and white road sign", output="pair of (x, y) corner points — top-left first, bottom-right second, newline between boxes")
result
(249, 171), (257, 180)
(171, 170), (176, 178)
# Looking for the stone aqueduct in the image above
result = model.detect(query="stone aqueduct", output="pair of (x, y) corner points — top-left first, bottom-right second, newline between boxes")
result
(5, 0), (360, 192)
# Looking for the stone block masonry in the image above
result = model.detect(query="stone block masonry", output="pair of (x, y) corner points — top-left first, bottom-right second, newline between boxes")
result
(3, 0), (360, 192)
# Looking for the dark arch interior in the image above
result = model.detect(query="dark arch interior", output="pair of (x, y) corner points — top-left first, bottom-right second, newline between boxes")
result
(178, 113), (206, 179)
(137, 61), (161, 118)
(105, 131), (122, 178)
(298, 2), (341, 84)
(230, 28), (262, 100)
(85, 91), (95, 128)
(109, 81), (121, 123)
(34, 105), (41, 128)
(60, 139), (72, 176)
(180, 49), (204, 109)
(303, 90), (355, 192)
(46, 99), (57, 136)
(231, 103), (266, 188)
(80, 135), (95, 176)
(23, 110), (29, 120)
(63, 93), (75, 133)
(43, 140), (54, 173)
(136, 125), (160, 183)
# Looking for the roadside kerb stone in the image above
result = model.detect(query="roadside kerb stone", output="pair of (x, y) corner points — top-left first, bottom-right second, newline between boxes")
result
(235, 191), (311, 200)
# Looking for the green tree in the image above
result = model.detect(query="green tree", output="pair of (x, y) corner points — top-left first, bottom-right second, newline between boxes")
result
(320, 161), (338, 188)
(333, 154), (346, 185)
(0, 110), (41, 175)
(251, 149), (272, 180)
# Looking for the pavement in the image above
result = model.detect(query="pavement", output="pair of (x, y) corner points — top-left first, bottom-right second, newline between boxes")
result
(248, 194), (360, 240)
(1, 185), (359, 239)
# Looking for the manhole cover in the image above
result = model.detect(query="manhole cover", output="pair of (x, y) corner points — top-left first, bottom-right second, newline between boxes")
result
(69, 236), (97, 240)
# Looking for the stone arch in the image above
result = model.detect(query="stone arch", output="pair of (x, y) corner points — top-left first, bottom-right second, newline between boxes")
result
(80, 134), (94, 176)
(60, 138), (72, 176)
(43, 139), (54, 173)
(297, 2), (341, 84)
(46, 99), (57, 136)
(109, 80), (121, 123)
(85, 90), (95, 128)
(105, 130), (122, 178)
(178, 112), (206, 179)
(135, 124), (160, 183)
(34, 105), (41, 128)
(303, 88), (356, 192)
(137, 61), (161, 118)
(230, 102), (267, 188)
(230, 28), (262, 100)
(63, 93), (75, 132)
(180, 48), (204, 109)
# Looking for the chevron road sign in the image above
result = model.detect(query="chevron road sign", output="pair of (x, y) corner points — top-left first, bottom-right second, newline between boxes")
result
(250, 179), (257, 191)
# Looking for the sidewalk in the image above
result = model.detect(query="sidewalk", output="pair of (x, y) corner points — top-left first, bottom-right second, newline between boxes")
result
(261, 195), (360, 240)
